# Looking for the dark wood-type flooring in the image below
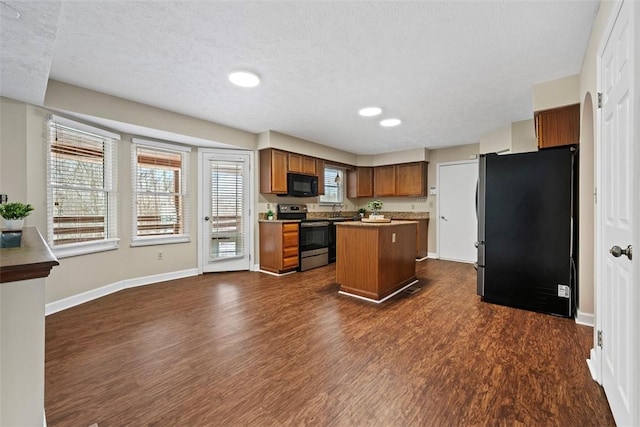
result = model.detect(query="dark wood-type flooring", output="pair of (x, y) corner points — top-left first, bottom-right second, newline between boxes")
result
(45, 259), (614, 426)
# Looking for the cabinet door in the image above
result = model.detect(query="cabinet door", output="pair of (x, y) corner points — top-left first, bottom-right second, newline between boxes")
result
(347, 167), (373, 198)
(396, 162), (427, 196)
(535, 103), (580, 149)
(316, 159), (325, 195)
(260, 149), (288, 194)
(303, 156), (317, 175)
(374, 165), (396, 196)
(288, 153), (304, 173)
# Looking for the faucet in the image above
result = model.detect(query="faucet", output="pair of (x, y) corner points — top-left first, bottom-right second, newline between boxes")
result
(332, 203), (342, 218)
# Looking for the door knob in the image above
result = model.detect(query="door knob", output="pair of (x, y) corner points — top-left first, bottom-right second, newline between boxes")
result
(440, 216), (448, 221)
(204, 216), (210, 221)
(610, 245), (632, 260)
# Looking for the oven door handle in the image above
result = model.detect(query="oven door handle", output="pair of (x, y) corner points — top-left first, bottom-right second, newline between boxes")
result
(301, 222), (330, 227)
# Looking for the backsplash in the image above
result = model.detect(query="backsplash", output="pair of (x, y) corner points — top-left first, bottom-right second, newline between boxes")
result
(258, 211), (429, 220)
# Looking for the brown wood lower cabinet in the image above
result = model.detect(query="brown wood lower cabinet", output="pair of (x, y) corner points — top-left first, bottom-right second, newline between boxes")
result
(415, 219), (428, 258)
(336, 221), (417, 301)
(259, 221), (299, 274)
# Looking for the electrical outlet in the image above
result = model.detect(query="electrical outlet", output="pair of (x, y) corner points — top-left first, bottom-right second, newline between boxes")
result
(392, 233), (396, 243)
(267, 203), (271, 210)
(428, 201), (434, 208)
(411, 204), (415, 210)
(157, 251), (163, 260)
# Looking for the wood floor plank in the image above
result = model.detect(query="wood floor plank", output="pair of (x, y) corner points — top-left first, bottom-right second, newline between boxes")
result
(45, 259), (614, 426)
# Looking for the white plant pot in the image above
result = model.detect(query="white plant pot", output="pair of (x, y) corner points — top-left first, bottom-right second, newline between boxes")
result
(4, 219), (24, 230)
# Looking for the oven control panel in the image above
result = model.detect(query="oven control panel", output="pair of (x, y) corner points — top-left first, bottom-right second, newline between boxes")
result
(278, 204), (308, 214)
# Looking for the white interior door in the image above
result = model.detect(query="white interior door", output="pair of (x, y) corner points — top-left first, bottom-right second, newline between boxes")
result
(199, 150), (252, 273)
(437, 160), (478, 263)
(597, 1), (638, 425)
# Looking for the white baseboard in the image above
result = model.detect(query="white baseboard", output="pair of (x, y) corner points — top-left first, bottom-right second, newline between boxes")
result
(121, 268), (198, 289)
(339, 279), (418, 304)
(45, 268), (198, 316)
(427, 252), (438, 259)
(256, 269), (297, 277)
(587, 348), (599, 382)
(575, 310), (594, 327)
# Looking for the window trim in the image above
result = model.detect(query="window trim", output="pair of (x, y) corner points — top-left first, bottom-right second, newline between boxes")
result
(47, 115), (120, 258)
(130, 137), (191, 247)
(319, 165), (345, 206)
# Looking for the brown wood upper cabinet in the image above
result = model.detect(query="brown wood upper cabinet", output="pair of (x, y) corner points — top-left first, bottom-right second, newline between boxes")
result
(347, 167), (373, 198)
(288, 153), (317, 175)
(316, 159), (325, 195)
(395, 162), (428, 196)
(534, 103), (580, 149)
(374, 165), (396, 196)
(260, 148), (288, 194)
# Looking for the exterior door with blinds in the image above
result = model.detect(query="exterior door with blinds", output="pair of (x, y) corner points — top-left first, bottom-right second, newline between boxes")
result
(200, 150), (252, 272)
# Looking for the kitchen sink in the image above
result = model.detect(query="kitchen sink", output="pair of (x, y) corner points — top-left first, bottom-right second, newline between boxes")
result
(329, 217), (357, 222)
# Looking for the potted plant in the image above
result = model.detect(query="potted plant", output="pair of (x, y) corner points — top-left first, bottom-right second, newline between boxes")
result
(266, 209), (274, 220)
(357, 207), (366, 218)
(367, 199), (383, 217)
(0, 202), (34, 230)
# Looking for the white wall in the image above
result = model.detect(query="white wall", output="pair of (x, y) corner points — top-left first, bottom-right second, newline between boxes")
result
(479, 125), (511, 154)
(532, 74), (581, 112)
(511, 119), (537, 154)
(574, 0), (618, 322)
(427, 144), (480, 252)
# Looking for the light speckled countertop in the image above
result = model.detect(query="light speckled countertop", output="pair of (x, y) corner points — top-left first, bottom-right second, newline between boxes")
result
(335, 220), (418, 227)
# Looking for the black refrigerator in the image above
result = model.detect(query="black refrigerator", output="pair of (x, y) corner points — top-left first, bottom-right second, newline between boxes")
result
(476, 146), (577, 317)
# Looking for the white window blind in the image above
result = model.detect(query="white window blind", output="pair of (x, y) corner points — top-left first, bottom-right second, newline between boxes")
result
(131, 138), (190, 245)
(320, 165), (344, 204)
(47, 115), (119, 256)
(209, 159), (244, 259)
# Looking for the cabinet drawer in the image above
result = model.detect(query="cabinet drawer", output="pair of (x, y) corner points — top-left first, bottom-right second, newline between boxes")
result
(283, 246), (299, 259)
(283, 232), (299, 248)
(282, 223), (299, 233)
(282, 256), (299, 269)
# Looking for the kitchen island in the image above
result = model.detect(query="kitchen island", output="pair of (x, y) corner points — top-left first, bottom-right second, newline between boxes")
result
(335, 220), (418, 303)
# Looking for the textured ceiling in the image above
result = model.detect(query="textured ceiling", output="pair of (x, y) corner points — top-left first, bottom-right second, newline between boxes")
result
(1, 1), (599, 155)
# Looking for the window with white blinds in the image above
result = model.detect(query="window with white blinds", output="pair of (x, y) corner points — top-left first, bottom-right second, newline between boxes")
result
(209, 159), (244, 259)
(47, 115), (119, 257)
(131, 138), (190, 246)
(319, 165), (344, 204)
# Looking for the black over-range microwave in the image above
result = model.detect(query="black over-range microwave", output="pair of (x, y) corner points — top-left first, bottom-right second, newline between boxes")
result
(284, 172), (318, 197)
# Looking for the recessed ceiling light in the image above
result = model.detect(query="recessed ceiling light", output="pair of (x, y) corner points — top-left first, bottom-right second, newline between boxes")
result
(358, 107), (382, 117)
(228, 71), (260, 88)
(0, 1), (21, 19)
(380, 118), (402, 127)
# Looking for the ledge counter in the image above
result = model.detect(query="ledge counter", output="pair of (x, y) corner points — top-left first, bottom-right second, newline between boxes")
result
(335, 220), (418, 303)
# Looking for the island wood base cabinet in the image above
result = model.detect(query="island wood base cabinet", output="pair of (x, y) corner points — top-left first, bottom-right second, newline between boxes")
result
(335, 221), (417, 302)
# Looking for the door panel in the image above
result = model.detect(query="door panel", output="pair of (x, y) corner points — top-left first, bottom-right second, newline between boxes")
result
(201, 151), (252, 272)
(438, 161), (478, 263)
(598, 1), (637, 425)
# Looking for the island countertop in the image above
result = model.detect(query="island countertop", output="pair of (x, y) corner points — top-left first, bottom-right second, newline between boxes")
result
(1, 227), (59, 283)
